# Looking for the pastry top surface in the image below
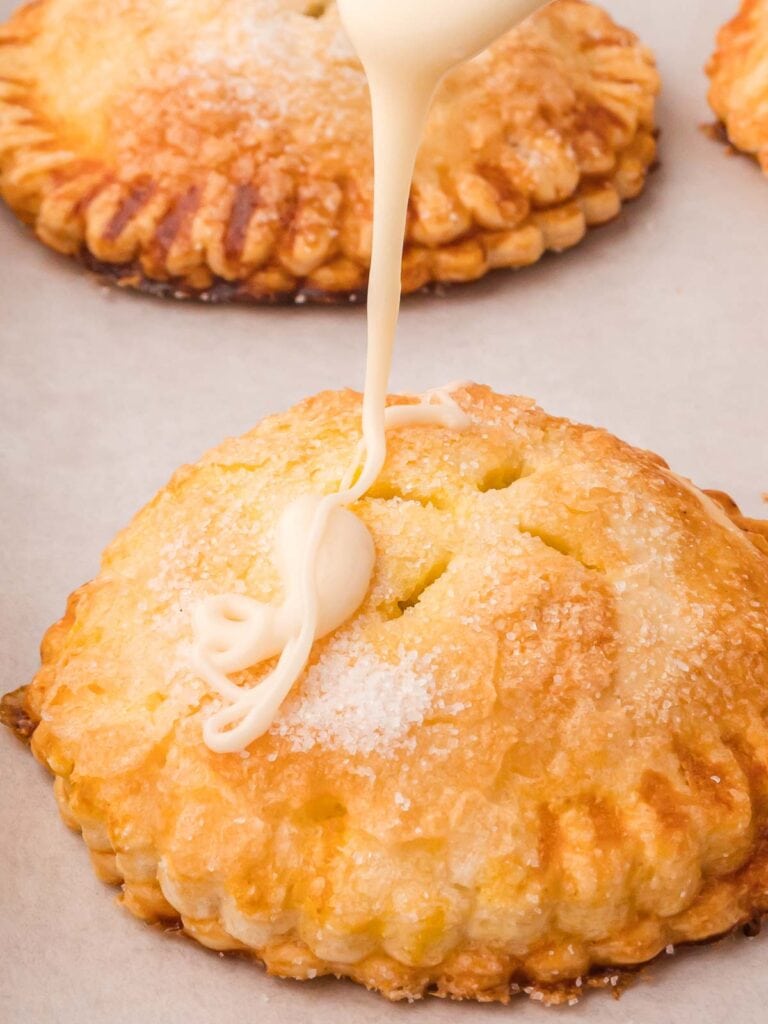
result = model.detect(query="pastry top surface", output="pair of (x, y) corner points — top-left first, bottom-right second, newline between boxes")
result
(0, 0), (659, 299)
(708, 0), (768, 173)
(23, 385), (768, 981)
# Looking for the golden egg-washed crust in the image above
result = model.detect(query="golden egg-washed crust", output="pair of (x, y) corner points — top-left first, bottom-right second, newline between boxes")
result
(4, 385), (768, 1004)
(708, 0), (768, 174)
(0, 0), (659, 303)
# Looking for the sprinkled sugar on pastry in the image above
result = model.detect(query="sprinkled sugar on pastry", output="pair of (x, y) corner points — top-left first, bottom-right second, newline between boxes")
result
(4, 385), (768, 1004)
(0, 0), (659, 302)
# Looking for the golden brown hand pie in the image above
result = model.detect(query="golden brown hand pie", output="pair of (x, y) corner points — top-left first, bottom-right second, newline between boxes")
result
(0, 0), (659, 303)
(708, 0), (768, 173)
(4, 385), (768, 1004)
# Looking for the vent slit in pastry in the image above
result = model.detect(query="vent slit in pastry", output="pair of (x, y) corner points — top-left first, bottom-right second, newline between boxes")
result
(477, 458), (526, 493)
(392, 558), (452, 618)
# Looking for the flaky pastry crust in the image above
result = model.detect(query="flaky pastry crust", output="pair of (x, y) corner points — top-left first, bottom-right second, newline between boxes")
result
(4, 385), (768, 1004)
(0, 0), (659, 302)
(708, 0), (768, 173)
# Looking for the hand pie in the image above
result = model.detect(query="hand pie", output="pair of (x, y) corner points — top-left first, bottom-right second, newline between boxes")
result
(0, 0), (659, 303)
(4, 385), (768, 1004)
(708, 0), (768, 173)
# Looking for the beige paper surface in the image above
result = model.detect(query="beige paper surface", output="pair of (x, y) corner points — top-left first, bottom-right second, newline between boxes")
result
(1, 1), (767, 1020)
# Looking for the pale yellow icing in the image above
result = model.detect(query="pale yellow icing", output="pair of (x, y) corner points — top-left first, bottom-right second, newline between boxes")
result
(195, 1), (550, 753)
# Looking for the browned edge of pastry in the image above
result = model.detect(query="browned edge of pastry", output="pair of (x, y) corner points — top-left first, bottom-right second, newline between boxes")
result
(76, 164), (658, 309)
(0, 684), (36, 742)
(701, 120), (751, 160)
(135, 894), (768, 1005)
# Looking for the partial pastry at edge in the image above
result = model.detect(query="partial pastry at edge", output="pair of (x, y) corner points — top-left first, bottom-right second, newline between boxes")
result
(3, 385), (768, 1004)
(708, 0), (768, 173)
(0, 0), (659, 303)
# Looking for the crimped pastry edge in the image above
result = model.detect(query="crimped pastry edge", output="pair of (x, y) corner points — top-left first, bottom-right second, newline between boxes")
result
(71, 147), (657, 306)
(120, 906), (767, 1007)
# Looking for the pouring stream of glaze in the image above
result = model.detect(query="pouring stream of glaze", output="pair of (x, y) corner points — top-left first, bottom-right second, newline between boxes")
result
(195, 0), (550, 753)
